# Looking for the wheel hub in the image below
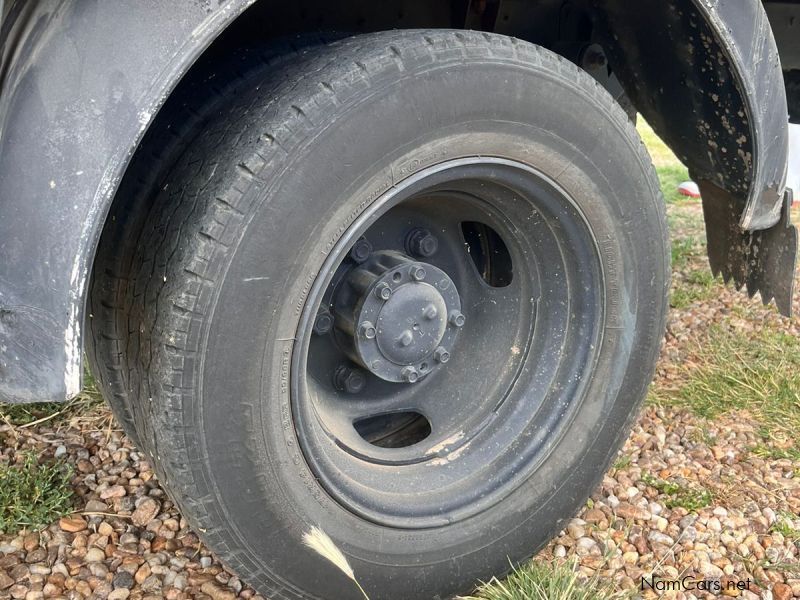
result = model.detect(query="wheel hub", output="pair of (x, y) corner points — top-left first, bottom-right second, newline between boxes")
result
(334, 250), (463, 383)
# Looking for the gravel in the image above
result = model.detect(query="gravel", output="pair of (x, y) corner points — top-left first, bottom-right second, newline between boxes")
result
(0, 427), (266, 600)
(1, 201), (799, 599)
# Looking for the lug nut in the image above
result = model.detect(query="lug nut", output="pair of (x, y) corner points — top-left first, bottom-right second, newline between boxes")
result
(406, 228), (439, 258)
(312, 308), (333, 335)
(398, 329), (414, 347)
(423, 303), (438, 320)
(374, 282), (392, 301)
(358, 321), (377, 339)
(449, 310), (466, 328)
(434, 347), (451, 364)
(409, 265), (426, 281)
(401, 366), (419, 383)
(334, 366), (366, 394)
(350, 237), (372, 263)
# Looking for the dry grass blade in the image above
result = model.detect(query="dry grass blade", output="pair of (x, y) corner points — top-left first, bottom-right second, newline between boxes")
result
(302, 526), (369, 600)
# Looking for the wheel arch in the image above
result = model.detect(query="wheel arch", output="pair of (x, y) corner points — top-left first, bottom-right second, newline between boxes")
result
(0, 0), (789, 403)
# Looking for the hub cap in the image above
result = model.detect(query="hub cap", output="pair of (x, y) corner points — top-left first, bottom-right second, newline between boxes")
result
(333, 251), (463, 382)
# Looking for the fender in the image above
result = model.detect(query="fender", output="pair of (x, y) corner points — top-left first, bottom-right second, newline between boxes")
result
(594, 0), (797, 315)
(0, 0), (793, 403)
(0, 0), (255, 403)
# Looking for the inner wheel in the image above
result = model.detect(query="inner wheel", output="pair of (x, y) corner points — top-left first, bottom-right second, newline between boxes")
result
(292, 158), (605, 528)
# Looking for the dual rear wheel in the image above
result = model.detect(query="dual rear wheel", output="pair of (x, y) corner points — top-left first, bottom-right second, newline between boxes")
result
(88, 30), (668, 600)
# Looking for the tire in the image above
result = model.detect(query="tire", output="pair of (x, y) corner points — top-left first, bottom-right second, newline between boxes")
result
(89, 30), (669, 600)
(86, 35), (333, 444)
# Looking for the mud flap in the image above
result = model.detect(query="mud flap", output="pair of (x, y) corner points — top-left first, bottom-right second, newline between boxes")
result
(700, 182), (797, 316)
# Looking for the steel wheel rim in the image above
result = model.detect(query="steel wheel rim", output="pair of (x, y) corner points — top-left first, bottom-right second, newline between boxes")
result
(291, 157), (606, 528)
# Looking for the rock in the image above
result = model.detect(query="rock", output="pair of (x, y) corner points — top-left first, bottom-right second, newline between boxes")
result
(132, 498), (161, 527)
(59, 516), (88, 532)
(772, 583), (792, 600)
(85, 547), (105, 563)
(9, 584), (27, 599)
(141, 574), (162, 592)
(553, 545), (566, 558)
(84, 500), (109, 513)
(583, 509), (606, 524)
(679, 514), (697, 529)
(108, 590), (131, 600)
(615, 502), (651, 521)
(22, 533), (38, 552)
(135, 563), (151, 585)
(574, 537), (598, 556)
(200, 581), (237, 600)
(113, 570), (135, 589)
(25, 548), (46, 563)
(100, 485), (127, 499)
(647, 531), (674, 546)
(566, 521), (585, 539)
(0, 570), (14, 590)
(699, 562), (724, 578)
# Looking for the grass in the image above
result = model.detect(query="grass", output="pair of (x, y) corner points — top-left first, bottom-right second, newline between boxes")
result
(0, 365), (105, 536)
(770, 513), (800, 541)
(651, 325), (800, 445)
(670, 237), (701, 269)
(0, 451), (74, 534)
(461, 559), (632, 600)
(641, 473), (713, 511)
(750, 444), (800, 462)
(612, 454), (632, 471)
(670, 270), (719, 309)
(637, 119), (691, 204)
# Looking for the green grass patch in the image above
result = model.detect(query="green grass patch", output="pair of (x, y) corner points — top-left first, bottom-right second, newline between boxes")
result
(651, 325), (800, 442)
(641, 473), (712, 511)
(671, 238), (699, 269)
(670, 270), (719, 309)
(0, 402), (67, 427)
(770, 513), (800, 541)
(612, 454), (632, 471)
(750, 443), (800, 462)
(0, 451), (74, 534)
(462, 559), (631, 600)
